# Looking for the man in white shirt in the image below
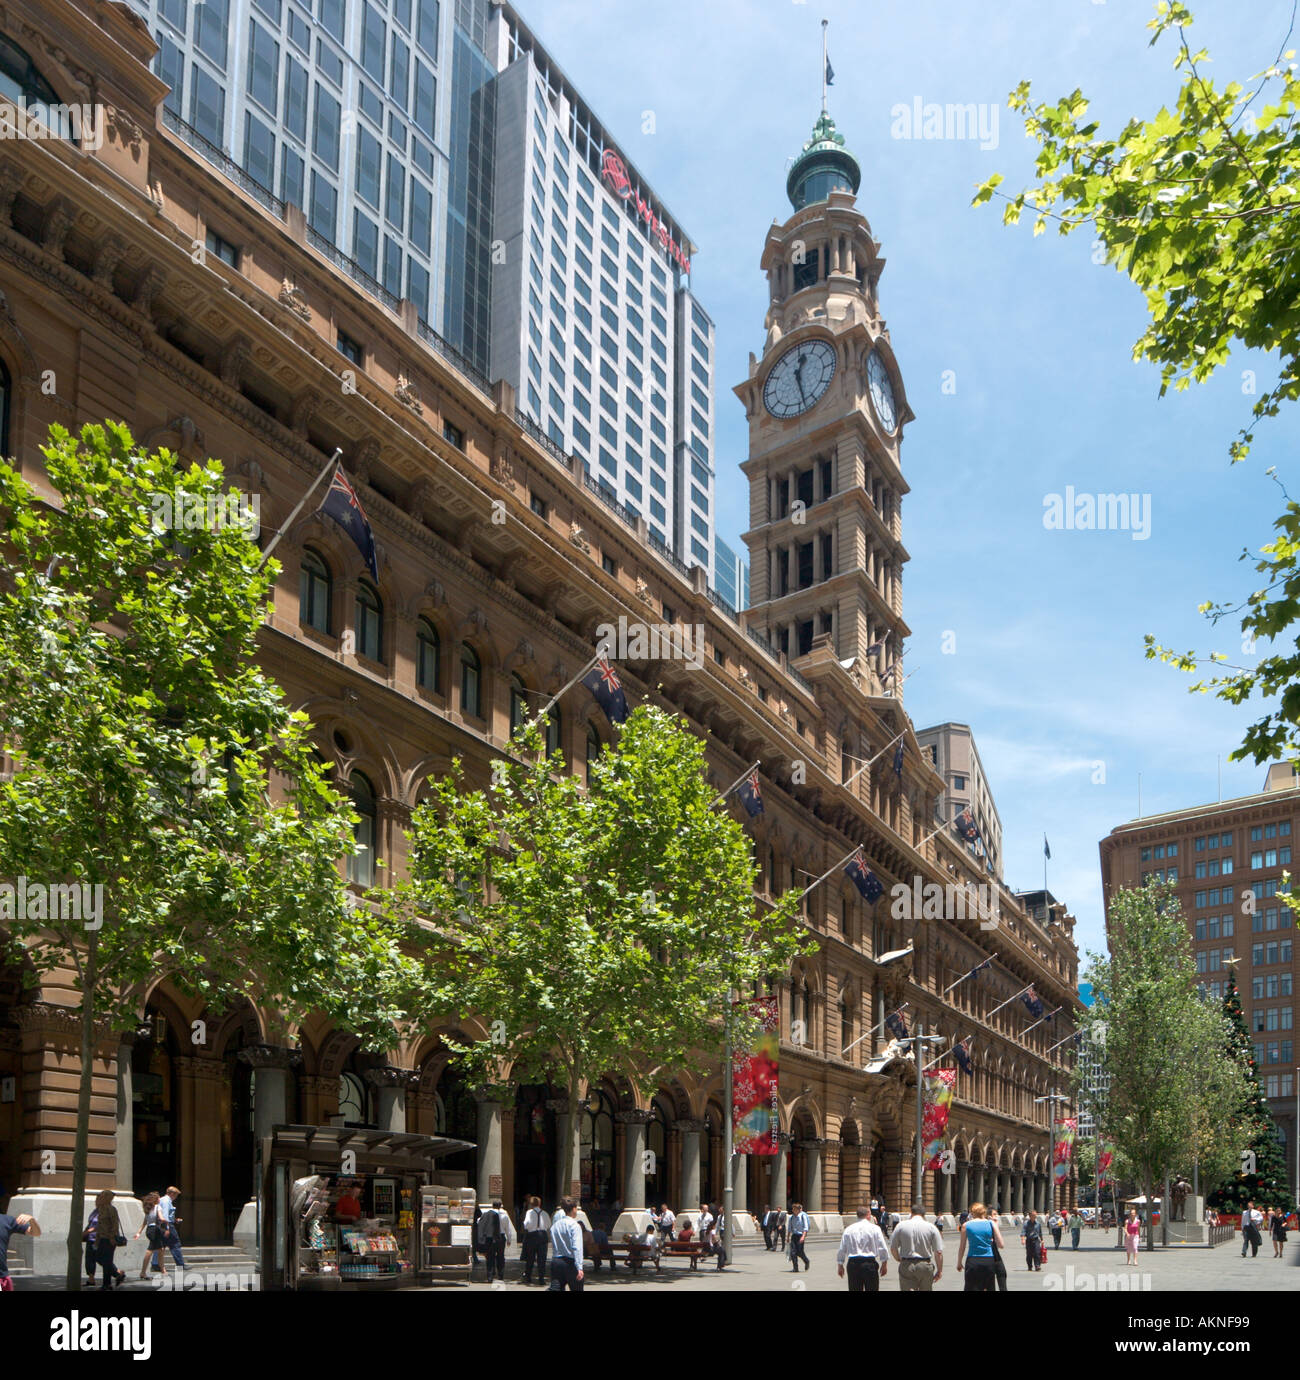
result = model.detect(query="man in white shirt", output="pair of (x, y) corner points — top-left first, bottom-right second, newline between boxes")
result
(156, 1186), (186, 1269)
(479, 1198), (515, 1281)
(837, 1206), (890, 1291)
(654, 1203), (676, 1244)
(889, 1202), (944, 1290)
(521, 1197), (552, 1285)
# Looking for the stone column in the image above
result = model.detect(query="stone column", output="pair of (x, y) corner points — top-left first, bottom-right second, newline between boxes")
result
(820, 1142), (838, 1216)
(617, 1110), (652, 1211)
(840, 1145), (861, 1213)
(957, 1161), (969, 1213)
(733, 1151), (750, 1212)
(238, 1044), (302, 1146)
(364, 1065), (417, 1134)
(770, 1131), (791, 1209)
(676, 1119), (704, 1209)
(799, 1139), (826, 1213)
(473, 1088), (506, 1202)
(999, 1168), (1012, 1216)
(546, 1097), (581, 1200)
(115, 1035), (135, 1192)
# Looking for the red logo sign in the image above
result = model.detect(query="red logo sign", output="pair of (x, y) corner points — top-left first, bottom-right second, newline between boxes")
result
(600, 145), (691, 276)
(601, 148), (632, 200)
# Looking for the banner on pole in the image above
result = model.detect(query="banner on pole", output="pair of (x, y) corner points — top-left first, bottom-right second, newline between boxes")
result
(1097, 1138), (1113, 1189)
(922, 1067), (957, 1171)
(1053, 1117), (1077, 1184)
(732, 997), (779, 1155)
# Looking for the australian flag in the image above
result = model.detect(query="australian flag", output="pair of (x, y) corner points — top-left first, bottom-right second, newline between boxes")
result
(845, 850), (884, 903)
(893, 737), (905, 780)
(954, 806), (980, 844)
(826, 55), (835, 87)
(965, 956), (993, 983)
(320, 465), (378, 580)
(885, 1007), (909, 1041)
(581, 657), (629, 725)
(953, 1037), (973, 1075)
(1021, 985), (1044, 1019)
(737, 768), (763, 818)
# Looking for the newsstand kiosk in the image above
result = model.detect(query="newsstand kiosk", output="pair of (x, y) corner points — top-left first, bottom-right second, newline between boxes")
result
(259, 1124), (477, 1289)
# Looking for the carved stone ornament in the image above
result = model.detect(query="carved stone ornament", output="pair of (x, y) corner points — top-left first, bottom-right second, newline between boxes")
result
(635, 576), (653, 604)
(395, 375), (423, 415)
(220, 335), (250, 390)
(278, 279), (311, 322)
(92, 233), (126, 289)
(490, 446), (513, 486)
(352, 438), (380, 487)
(105, 105), (142, 159)
(568, 522), (590, 553)
(41, 199), (72, 258)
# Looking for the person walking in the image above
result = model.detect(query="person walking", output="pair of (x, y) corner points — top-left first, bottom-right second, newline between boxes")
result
(549, 1197), (584, 1292)
(775, 1206), (788, 1251)
(652, 1202), (675, 1246)
(0, 1208), (39, 1292)
(1272, 1206), (1289, 1259)
(957, 1202), (1002, 1292)
(761, 1204), (776, 1251)
(890, 1202), (943, 1291)
(876, 1194), (891, 1238)
(82, 1202), (100, 1287)
(521, 1196), (551, 1284)
(479, 1198), (515, 1281)
(1067, 1209), (1083, 1251)
(836, 1206), (889, 1291)
(788, 1202), (811, 1272)
(1048, 1209), (1063, 1250)
(989, 1210), (1009, 1291)
(1021, 1208), (1043, 1271)
(88, 1190), (126, 1290)
(157, 1185), (186, 1270)
(697, 1204), (714, 1254)
(1240, 1200), (1262, 1258)
(1124, 1207), (1141, 1266)
(134, 1192), (165, 1280)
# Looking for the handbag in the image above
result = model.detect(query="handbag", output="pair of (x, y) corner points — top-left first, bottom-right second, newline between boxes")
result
(115, 1233), (127, 1248)
(1040, 1242), (1048, 1264)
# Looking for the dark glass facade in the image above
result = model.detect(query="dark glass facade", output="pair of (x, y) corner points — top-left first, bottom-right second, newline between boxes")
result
(441, 0), (496, 374)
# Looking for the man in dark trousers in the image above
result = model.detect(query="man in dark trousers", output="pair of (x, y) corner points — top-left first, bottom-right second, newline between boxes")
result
(761, 1204), (775, 1251)
(1021, 1208), (1043, 1271)
(549, 1198), (585, 1292)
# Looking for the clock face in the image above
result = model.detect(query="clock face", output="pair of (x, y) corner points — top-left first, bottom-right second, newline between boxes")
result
(763, 339), (836, 419)
(867, 351), (898, 434)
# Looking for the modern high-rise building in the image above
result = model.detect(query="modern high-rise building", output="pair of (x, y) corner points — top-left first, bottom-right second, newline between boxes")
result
(131, 0), (720, 581)
(485, 3), (716, 580)
(713, 534), (748, 613)
(1099, 768), (1300, 1180)
(129, 0), (454, 328)
(916, 722), (1004, 880)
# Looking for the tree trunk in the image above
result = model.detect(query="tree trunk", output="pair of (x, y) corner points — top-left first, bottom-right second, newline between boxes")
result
(66, 933), (97, 1291)
(562, 1071), (581, 1204)
(1143, 1170), (1154, 1253)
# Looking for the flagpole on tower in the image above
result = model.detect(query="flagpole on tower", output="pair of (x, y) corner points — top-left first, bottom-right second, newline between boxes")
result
(821, 18), (829, 115)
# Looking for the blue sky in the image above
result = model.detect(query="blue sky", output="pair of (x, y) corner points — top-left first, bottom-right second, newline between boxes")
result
(520, 0), (1299, 960)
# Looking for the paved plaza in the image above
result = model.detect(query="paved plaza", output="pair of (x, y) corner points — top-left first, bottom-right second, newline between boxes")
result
(452, 1231), (1300, 1294)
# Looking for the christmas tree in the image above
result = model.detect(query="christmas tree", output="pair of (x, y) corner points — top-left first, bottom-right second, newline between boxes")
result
(1207, 973), (1292, 1213)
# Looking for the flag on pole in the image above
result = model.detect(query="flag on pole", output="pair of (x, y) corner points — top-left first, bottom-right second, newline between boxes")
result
(1044, 834), (1051, 860)
(319, 465), (378, 580)
(965, 957), (993, 983)
(954, 806), (980, 844)
(893, 737), (905, 780)
(737, 768), (764, 818)
(953, 1036), (973, 1075)
(885, 1007), (909, 1040)
(825, 56), (835, 87)
(1021, 984), (1044, 1019)
(844, 850), (885, 902)
(581, 657), (628, 725)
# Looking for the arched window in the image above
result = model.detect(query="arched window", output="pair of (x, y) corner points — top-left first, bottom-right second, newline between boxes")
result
(0, 35), (80, 145)
(348, 771), (376, 887)
(840, 988), (852, 1054)
(585, 722), (601, 780)
(299, 548), (331, 633)
(354, 581), (382, 662)
(544, 706), (560, 756)
(460, 643), (481, 718)
(416, 618), (440, 691)
(509, 673), (529, 735)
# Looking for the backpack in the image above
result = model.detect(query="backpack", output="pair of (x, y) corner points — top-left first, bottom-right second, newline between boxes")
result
(479, 1210), (500, 1243)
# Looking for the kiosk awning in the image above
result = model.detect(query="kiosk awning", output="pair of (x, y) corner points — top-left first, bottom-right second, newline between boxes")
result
(269, 1124), (475, 1169)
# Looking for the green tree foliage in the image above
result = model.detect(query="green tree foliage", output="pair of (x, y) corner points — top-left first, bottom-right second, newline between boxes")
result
(0, 423), (417, 1287)
(976, 1), (1300, 464)
(1082, 881), (1252, 1248)
(1207, 973), (1292, 1211)
(394, 706), (810, 1191)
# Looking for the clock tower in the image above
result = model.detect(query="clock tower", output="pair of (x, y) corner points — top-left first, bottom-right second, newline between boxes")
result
(737, 110), (912, 697)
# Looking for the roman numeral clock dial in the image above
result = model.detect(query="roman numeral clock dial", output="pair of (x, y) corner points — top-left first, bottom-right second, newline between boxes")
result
(762, 338), (836, 419)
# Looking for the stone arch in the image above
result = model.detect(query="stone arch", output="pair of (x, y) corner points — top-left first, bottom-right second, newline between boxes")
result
(207, 998), (266, 1058)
